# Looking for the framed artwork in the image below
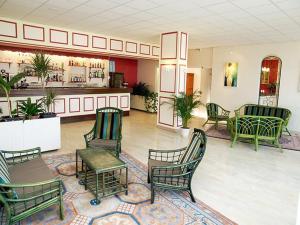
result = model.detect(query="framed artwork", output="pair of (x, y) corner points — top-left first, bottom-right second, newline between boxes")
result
(224, 62), (238, 87)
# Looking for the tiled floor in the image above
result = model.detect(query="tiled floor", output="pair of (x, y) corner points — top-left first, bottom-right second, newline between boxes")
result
(46, 110), (300, 225)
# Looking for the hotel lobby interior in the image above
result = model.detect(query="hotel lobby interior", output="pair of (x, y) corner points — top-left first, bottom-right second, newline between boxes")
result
(0, 0), (300, 225)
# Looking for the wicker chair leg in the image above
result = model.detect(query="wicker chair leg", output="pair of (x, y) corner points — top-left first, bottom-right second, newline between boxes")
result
(202, 119), (209, 127)
(147, 173), (150, 183)
(151, 184), (155, 204)
(285, 127), (292, 136)
(255, 138), (258, 151)
(231, 135), (237, 148)
(59, 198), (64, 220)
(188, 188), (196, 203)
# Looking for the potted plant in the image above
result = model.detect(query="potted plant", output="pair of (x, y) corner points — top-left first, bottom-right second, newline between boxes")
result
(0, 72), (25, 120)
(131, 82), (158, 112)
(145, 92), (158, 112)
(31, 52), (51, 89)
(18, 97), (44, 120)
(173, 91), (202, 137)
(40, 89), (57, 118)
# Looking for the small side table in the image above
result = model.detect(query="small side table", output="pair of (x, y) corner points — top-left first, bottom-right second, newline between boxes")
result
(76, 148), (128, 205)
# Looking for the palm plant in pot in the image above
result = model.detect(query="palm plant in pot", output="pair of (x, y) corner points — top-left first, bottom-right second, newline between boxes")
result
(40, 89), (57, 118)
(18, 98), (44, 120)
(0, 72), (25, 120)
(31, 52), (51, 89)
(174, 91), (202, 137)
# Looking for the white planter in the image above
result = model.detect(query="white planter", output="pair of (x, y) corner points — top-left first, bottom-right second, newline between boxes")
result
(179, 127), (190, 137)
(130, 95), (155, 112)
(0, 117), (61, 152)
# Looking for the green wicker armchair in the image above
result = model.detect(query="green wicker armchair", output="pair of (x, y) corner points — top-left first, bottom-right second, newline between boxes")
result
(148, 128), (207, 204)
(229, 115), (284, 152)
(0, 147), (64, 225)
(84, 107), (123, 158)
(203, 103), (230, 128)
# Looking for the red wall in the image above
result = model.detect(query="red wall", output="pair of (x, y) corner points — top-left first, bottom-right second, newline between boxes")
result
(260, 59), (279, 95)
(111, 57), (137, 87)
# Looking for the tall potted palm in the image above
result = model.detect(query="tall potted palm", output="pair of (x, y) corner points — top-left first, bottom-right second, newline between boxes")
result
(40, 89), (57, 118)
(31, 52), (51, 89)
(0, 72), (25, 118)
(174, 91), (202, 137)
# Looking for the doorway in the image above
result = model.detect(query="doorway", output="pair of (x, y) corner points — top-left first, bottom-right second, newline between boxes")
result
(186, 73), (194, 95)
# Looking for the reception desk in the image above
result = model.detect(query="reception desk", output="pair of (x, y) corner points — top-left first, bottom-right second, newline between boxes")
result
(0, 87), (132, 122)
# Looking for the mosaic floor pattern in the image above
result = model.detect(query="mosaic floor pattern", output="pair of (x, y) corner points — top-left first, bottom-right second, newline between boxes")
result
(20, 152), (237, 225)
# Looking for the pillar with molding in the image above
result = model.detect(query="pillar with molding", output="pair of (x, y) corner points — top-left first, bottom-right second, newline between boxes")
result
(157, 31), (188, 129)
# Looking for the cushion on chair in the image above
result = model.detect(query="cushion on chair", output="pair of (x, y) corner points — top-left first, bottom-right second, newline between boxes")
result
(9, 157), (54, 184)
(207, 103), (219, 117)
(95, 112), (121, 140)
(0, 152), (10, 184)
(180, 132), (204, 164)
(88, 139), (118, 150)
(148, 159), (181, 179)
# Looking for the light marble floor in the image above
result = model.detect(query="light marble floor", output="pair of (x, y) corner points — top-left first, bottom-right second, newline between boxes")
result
(46, 110), (300, 225)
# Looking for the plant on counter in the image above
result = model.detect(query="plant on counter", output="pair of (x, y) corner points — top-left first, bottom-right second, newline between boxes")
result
(173, 91), (202, 137)
(132, 82), (150, 97)
(0, 72), (25, 118)
(18, 97), (44, 120)
(31, 52), (51, 89)
(40, 89), (57, 118)
(144, 92), (158, 112)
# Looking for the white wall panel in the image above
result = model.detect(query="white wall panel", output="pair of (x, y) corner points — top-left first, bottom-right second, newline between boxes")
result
(23, 24), (44, 41)
(160, 64), (176, 93)
(92, 36), (107, 49)
(0, 20), (17, 38)
(50, 29), (68, 45)
(72, 32), (88, 47)
(161, 32), (177, 59)
(158, 97), (174, 126)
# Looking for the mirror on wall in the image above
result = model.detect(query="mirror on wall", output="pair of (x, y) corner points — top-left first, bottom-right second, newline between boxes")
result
(258, 56), (282, 107)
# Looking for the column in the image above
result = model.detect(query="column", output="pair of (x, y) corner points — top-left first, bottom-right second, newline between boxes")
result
(157, 31), (188, 129)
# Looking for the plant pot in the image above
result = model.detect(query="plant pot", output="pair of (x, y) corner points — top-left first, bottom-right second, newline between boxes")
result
(39, 112), (57, 118)
(29, 115), (40, 120)
(179, 127), (190, 137)
(0, 116), (23, 122)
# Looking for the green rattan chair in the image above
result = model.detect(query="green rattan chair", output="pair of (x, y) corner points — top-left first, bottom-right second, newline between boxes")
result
(148, 128), (207, 204)
(203, 103), (230, 128)
(84, 107), (123, 158)
(0, 147), (64, 225)
(229, 115), (284, 152)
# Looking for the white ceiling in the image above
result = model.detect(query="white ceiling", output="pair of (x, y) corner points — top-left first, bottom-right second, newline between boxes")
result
(1, 0), (300, 48)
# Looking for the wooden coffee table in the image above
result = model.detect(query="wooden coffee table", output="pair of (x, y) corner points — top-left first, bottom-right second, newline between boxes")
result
(76, 148), (128, 205)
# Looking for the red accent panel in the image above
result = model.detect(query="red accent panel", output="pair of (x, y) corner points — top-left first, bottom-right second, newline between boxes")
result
(152, 46), (159, 57)
(23, 24), (45, 42)
(83, 97), (94, 112)
(180, 32), (187, 60)
(120, 95), (129, 108)
(110, 39), (123, 51)
(109, 96), (118, 108)
(53, 98), (65, 114)
(72, 32), (89, 47)
(97, 96), (107, 108)
(158, 96), (175, 127)
(159, 64), (177, 93)
(69, 97), (80, 113)
(161, 31), (178, 60)
(140, 44), (150, 55)
(111, 57), (137, 88)
(92, 36), (107, 49)
(49, 29), (68, 45)
(260, 59), (280, 95)
(125, 41), (137, 53)
(0, 20), (17, 38)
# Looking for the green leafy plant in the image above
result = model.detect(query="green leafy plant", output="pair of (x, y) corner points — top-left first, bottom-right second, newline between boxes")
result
(18, 98), (44, 120)
(42, 89), (57, 113)
(31, 52), (51, 89)
(0, 72), (25, 117)
(144, 92), (158, 112)
(173, 91), (202, 128)
(132, 82), (150, 97)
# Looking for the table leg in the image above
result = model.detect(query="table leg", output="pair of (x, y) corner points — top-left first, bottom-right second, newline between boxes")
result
(125, 167), (128, 195)
(90, 173), (100, 205)
(76, 150), (78, 178)
(84, 163), (87, 190)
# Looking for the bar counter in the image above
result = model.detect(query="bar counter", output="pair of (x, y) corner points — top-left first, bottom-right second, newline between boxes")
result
(0, 87), (132, 122)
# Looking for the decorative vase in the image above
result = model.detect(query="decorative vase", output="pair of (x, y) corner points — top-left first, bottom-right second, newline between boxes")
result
(180, 127), (190, 137)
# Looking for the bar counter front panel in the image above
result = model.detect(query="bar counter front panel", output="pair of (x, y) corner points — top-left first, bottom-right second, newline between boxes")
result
(0, 87), (132, 118)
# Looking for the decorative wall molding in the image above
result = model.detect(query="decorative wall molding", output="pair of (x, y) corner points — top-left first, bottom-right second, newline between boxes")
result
(97, 96), (106, 108)
(0, 17), (159, 60)
(53, 98), (65, 114)
(180, 32), (187, 60)
(120, 95), (129, 108)
(23, 24), (45, 42)
(178, 64), (186, 93)
(0, 20), (17, 38)
(160, 64), (177, 93)
(109, 96), (118, 108)
(83, 97), (94, 112)
(161, 32), (178, 59)
(158, 96), (175, 127)
(69, 97), (80, 113)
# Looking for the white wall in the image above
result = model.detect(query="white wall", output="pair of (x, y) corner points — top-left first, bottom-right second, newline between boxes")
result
(211, 41), (300, 132)
(188, 48), (213, 68)
(137, 59), (159, 92)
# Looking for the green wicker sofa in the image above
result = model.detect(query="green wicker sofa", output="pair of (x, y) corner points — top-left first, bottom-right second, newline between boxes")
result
(0, 147), (64, 225)
(234, 104), (291, 135)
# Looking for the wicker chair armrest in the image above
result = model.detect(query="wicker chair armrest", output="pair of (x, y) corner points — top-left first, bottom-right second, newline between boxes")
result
(1, 147), (41, 165)
(84, 127), (95, 144)
(0, 178), (62, 202)
(219, 106), (230, 117)
(149, 147), (186, 163)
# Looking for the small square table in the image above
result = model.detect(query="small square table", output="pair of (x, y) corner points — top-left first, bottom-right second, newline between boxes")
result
(76, 148), (128, 205)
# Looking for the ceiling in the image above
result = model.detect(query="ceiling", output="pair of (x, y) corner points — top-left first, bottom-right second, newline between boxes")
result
(1, 0), (300, 48)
